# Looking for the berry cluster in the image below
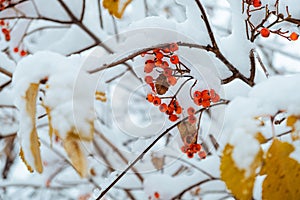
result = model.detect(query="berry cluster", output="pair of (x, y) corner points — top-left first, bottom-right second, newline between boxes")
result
(13, 46), (28, 57)
(147, 94), (182, 122)
(144, 43), (188, 122)
(244, 1), (300, 42)
(0, 20), (10, 41)
(181, 143), (206, 159)
(193, 89), (220, 108)
(260, 27), (299, 41)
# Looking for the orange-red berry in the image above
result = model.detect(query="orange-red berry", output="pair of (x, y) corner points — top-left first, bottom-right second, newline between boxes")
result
(166, 106), (174, 115)
(187, 152), (194, 158)
(260, 28), (270, 38)
(13, 47), (19, 53)
(161, 61), (169, 69)
(144, 75), (153, 84)
(147, 94), (154, 102)
(144, 61), (154, 73)
(20, 50), (27, 57)
(169, 43), (178, 52)
(290, 32), (299, 41)
(155, 59), (162, 67)
(167, 76), (177, 86)
(187, 107), (195, 115)
(195, 144), (201, 152)
(153, 96), (161, 106)
(159, 103), (168, 112)
(198, 151), (207, 159)
(175, 106), (182, 114)
(169, 114), (178, 122)
(201, 100), (211, 108)
(163, 68), (173, 77)
(170, 55), (179, 64)
(193, 97), (202, 106)
(201, 90), (210, 101)
(188, 115), (197, 124)
(211, 94), (220, 103)
(253, 0), (261, 7)
(193, 91), (201, 99)
(155, 52), (164, 60)
(154, 192), (160, 199)
(162, 47), (170, 53)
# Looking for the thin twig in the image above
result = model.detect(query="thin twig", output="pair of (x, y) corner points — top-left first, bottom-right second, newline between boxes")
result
(95, 101), (228, 199)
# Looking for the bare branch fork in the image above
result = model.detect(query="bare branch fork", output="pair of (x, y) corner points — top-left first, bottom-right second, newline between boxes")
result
(95, 101), (229, 199)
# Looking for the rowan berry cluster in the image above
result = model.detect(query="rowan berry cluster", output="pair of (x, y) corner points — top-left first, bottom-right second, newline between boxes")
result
(13, 46), (27, 57)
(260, 27), (299, 41)
(144, 43), (188, 122)
(0, 20), (10, 41)
(181, 142), (207, 159)
(244, 0), (299, 42)
(193, 89), (220, 108)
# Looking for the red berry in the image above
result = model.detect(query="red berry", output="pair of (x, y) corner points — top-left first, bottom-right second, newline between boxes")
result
(260, 28), (270, 38)
(187, 152), (194, 158)
(201, 90), (210, 101)
(162, 47), (170, 53)
(147, 94), (154, 102)
(253, 0), (261, 7)
(170, 55), (179, 64)
(195, 144), (201, 152)
(144, 75), (153, 84)
(193, 91), (202, 99)
(13, 47), (19, 53)
(167, 76), (177, 86)
(0, 20), (4, 26)
(154, 192), (160, 199)
(198, 151), (206, 159)
(161, 61), (169, 69)
(5, 34), (10, 41)
(290, 32), (299, 41)
(2, 28), (8, 34)
(188, 115), (197, 124)
(187, 107), (195, 115)
(159, 103), (168, 112)
(155, 52), (164, 60)
(181, 145), (188, 153)
(193, 97), (202, 106)
(166, 106), (174, 115)
(211, 94), (220, 103)
(144, 61), (154, 73)
(175, 106), (182, 114)
(169, 43), (178, 52)
(155, 59), (162, 67)
(20, 50), (27, 57)
(201, 100), (211, 108)
(163, 68), (173, 77)
(169, 114), (178, 122)
(153, 96), (161, 106)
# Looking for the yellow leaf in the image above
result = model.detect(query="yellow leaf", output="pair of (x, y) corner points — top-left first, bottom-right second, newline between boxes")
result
(95, 91), (107, 102)
(63, 132), (87, 177)
(103, 0), (132, 18)
(19, 148), (33, 173)
(220, 144), (263, 200)
(42, 104), (54, 146)
(255, 132), (267, 144)
(260, 139), (300, 200)
(21, 83), (43, 173)
(286, 115), (298, 127)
